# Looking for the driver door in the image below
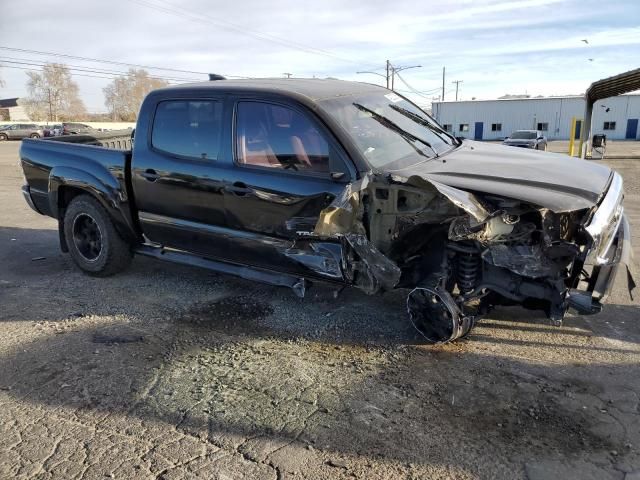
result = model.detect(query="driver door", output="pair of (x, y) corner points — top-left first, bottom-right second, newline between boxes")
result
(222, 99), (353, 278)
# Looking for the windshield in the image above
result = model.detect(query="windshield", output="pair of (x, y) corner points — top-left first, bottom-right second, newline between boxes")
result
(319, 92), (456, 169)
(510, 131), (537, 139)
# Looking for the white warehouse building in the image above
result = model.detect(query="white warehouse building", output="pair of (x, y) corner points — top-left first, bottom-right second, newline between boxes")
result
(431, 93), (640, 141)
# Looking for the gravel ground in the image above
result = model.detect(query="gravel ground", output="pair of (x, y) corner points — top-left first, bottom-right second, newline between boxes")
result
(1, 141), (640, 480)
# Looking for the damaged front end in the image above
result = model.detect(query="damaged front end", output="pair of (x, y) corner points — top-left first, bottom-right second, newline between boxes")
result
(313, 170), (634, 344)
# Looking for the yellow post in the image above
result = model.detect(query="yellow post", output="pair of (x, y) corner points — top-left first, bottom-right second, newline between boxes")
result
(568, 117), (577, 157)
(578, 120), (586, 159)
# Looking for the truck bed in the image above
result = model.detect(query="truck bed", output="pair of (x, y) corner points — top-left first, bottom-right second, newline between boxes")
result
(20, 132), (138, 239)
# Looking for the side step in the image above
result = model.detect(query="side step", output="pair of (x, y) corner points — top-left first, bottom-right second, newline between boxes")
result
(135, 244), (307, 297)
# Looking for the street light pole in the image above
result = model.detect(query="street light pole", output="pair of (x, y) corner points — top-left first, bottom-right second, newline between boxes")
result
(356, 69), (388, 88)
(390, 64), (422, 91)
(357, 62), (421, 91)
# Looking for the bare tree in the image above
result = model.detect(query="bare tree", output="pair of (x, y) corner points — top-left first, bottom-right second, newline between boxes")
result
(24, 63), (87, 121)
(104, 69), (169, 121)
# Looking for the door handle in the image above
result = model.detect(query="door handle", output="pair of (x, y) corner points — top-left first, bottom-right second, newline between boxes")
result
(141, 169), (160, 182)
(224, 181), (251, 196)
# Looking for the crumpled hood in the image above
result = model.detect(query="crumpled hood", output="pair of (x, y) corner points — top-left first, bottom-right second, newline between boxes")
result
(388, 140), (613, 212)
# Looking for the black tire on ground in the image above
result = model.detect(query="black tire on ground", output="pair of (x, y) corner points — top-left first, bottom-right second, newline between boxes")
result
(30, 133), (40, 138)
(63, 195), (133, 276)
(0, 133), (7, 141)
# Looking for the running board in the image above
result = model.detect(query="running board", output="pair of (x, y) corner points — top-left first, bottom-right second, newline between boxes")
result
(135, 244), (307, 298)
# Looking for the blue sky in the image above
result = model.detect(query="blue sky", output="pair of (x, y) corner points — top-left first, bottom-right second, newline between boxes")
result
(0, 0), (638, 112)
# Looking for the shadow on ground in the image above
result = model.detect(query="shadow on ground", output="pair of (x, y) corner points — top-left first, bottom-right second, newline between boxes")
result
(2, 225), (640, 478)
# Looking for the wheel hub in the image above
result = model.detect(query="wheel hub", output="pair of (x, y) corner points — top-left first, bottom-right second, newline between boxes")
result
(72, 213), (102, 261)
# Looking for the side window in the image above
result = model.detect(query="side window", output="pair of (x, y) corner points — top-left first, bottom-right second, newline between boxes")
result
(152, 100), (222, 160)
(235, 101), (330, 173)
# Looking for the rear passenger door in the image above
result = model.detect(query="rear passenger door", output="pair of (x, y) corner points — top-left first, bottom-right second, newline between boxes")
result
(132, 97), (232, 258)
(9, 124), (22, 139)
(222, 98), (353, 277)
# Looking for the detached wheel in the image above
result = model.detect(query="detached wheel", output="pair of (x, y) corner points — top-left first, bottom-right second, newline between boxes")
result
(64, 195), (132, 276)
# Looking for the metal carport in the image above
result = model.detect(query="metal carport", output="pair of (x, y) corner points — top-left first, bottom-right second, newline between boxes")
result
(581, 67), (640, 157)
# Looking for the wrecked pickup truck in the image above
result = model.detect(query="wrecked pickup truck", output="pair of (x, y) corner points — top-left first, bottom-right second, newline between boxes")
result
(19, 78), (634, 342)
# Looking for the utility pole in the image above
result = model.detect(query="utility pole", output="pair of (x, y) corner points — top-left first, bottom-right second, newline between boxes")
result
(442, 67), (445, 102)
(451, 80), (463, 101)
(385, 60), (390, 89)
(358, 61), (420, 91)
(47, 89), (53, 122)
(283, 72), (292, 78)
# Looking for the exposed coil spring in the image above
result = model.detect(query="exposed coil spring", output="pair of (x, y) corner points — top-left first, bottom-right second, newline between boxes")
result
(456, 253), (480, 294)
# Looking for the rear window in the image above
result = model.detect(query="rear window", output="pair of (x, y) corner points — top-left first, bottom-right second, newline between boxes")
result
(511, 131), (537, 139)
(152, 100), (223, 160)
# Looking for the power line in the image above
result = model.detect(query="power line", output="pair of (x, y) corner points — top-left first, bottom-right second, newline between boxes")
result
(0, 64), (185, 83)
(0, 45), (243, 77)
(0, 58), (202, 83)
(129, 0), (373, 67)
(394, 71), (442, 99)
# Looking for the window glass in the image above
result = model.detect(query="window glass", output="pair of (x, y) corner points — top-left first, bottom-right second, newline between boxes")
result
(152, 100), (222, 160)
(459, 124), (469, 132)
(443, 124), (452, 132)
(604, 121), (616, 130)
(320, 93), (454, 169)
(537, 122), (548, 131)
(236, 102), (329, 173)
(491, 123), (502, 132)
(511, 131), (537, 139)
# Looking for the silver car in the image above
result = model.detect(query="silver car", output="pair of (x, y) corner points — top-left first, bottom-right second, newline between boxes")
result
(0, 124), (44, 141)
(503, 130), (548, 150)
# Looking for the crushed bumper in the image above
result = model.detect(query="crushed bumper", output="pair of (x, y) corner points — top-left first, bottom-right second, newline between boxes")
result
(569, 214), (635, 312)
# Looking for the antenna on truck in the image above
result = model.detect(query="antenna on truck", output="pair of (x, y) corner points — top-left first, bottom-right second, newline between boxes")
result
(208, 74), (226, 81)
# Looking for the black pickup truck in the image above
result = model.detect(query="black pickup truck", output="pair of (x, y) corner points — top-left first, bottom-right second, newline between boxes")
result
(19, 78), (633, 343)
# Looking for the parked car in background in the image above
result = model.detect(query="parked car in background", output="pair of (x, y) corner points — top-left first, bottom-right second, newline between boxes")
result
(62, 123), (95, 135)
(43, 124), (63, 137)
(503, 130), (547, 150)
(0, 123), (44, 140)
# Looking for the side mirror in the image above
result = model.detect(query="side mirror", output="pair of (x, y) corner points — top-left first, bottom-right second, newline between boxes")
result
(537, 136), (544, 140)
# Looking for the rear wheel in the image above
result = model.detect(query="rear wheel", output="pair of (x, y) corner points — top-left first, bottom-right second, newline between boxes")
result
(63, 195), (132, 276)
(30, 133), (40, 139)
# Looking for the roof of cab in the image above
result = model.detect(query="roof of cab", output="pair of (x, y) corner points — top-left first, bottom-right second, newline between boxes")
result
(154, 78), (385, 101)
